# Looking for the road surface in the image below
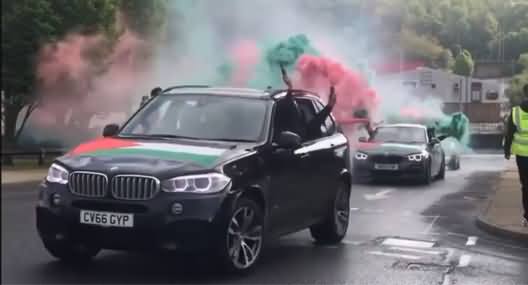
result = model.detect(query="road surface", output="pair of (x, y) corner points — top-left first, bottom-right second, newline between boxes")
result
(2, 155), (527, 285)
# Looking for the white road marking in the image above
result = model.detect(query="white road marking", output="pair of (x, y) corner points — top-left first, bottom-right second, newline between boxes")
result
(369, 251), (422, 260)
(458, 254), (472, 267)
(362, 209), (385, 214)
(466, 236), (478, 246)
(422, 216), (440, 234)
(343, 240), (364, 246)
(364, 189), (393, 201)
(350, 207), (360, 211)
(382, 238), (435, 248)
(441, 274), (452, 285)
(445, 248), (456, 262)
(389, 246), (443, 255)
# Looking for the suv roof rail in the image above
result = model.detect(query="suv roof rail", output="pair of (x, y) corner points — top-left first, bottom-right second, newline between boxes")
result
(268, 88), (319, 99)
(162, 85), (210, 92)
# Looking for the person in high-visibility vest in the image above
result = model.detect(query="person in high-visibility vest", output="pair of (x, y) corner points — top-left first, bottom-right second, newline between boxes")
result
(504, 84), (528, 227)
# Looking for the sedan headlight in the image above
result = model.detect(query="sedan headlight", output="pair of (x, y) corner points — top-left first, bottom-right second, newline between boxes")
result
(46, 163), (69, 184)
(354, 152), (368, 160)
(408, 151), (429, 162)
(161, 173), (231, 194)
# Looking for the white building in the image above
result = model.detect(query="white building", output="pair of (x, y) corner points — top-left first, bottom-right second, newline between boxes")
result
(379, 67), (508, 105)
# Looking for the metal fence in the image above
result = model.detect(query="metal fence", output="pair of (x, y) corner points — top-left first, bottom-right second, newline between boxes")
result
(1, 148), (65, 166)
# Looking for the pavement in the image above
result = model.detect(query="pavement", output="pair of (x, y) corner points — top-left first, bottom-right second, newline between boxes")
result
(477, 160), (528, 241)
(2, 154), (527, 285)
(1, 168), (47, 185)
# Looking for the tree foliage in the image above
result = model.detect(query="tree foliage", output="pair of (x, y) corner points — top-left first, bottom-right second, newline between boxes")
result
(118, 0), (167, 38)
(506, 53), (528, 105)
(1, 0), (167, 144)
(453, 49), (475, 76)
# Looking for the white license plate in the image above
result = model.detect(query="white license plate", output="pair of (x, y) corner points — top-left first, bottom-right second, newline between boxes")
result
(374, 163), (399, 170)
(80, 210), (134, 228)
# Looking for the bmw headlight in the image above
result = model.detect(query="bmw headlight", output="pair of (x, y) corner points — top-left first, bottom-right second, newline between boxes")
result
(46, 163), (69, 184)
(408, 151), (429, 162)
(354, 152), (368, 160)
(161, 173), (231, 194)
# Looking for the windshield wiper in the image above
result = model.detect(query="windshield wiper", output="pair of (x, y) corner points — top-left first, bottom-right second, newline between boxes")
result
(148, 134), (203, 140)
(118, 134), (200, 140)
(118, 134), (170, 140)
(203, 138), (255, 143)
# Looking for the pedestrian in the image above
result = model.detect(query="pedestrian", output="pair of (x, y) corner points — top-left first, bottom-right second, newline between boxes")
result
(504, 83), (528, 227)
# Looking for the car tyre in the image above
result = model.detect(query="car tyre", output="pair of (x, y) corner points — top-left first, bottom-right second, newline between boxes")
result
(42, 239), (100, 263)
(437, 157), (446, 180)
(421, 160), (433, 185)
(216, 197), (264, 274)
(447, 155), (460, 170)
(310, 182), (350, 245)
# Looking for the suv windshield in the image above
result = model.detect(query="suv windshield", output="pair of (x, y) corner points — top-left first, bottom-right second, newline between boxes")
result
(120, 94), (269, 142)
(370, 126), (427, 144)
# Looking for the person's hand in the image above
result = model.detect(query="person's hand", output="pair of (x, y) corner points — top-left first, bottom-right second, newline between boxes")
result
(328, 86), (337, 108)
(505, 153), (511, 160)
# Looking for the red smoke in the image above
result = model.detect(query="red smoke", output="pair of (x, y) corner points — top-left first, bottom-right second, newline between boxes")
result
(229, 40), (260, 86)
(400, 106), (424, 119)
(294, 54), (379, 122)
(34, 29), (151, 131)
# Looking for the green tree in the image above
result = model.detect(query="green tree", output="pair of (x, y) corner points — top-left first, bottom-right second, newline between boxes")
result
(506, 53), (528, 105)
(119, 0), (167, 38)
(1, 0), (118, 145)
(453, 49), (474, 76)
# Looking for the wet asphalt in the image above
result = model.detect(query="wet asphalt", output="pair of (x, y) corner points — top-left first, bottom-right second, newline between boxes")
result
(2, 154), (528, 285)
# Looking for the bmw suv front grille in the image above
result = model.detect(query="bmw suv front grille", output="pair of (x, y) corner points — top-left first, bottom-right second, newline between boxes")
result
(69, 172), (108, 198)
(68, 173), (160, 201)
(110, 175), (160, 201)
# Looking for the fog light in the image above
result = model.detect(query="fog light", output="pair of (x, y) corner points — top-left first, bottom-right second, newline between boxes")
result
(51, 193), (62, 206)
(171, 202), (183, 215)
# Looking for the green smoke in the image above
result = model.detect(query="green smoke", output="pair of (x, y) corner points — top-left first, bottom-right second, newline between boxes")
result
(434, 112), (470, 146)
(213, 34), (319, 88)
(384, 111), (471, 148)
(249, 34), (319, 88)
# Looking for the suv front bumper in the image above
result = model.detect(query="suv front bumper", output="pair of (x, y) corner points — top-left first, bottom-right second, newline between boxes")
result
(36, 181), (234, 252)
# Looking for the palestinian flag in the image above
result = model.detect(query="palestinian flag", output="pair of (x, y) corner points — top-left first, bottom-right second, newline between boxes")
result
(68, 138), (226, 167)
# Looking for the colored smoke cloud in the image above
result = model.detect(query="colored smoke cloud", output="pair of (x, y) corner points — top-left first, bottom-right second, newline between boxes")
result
(20, 0), (470, 151)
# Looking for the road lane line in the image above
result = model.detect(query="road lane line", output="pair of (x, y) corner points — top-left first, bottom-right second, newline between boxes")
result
(441, 274), (452, 285)
(389, 246), (443, 255)
(368, 251), (421, 260)
(364, 189), (393, 201)
(466, 236), (478, 246)
(445, 248), (456, 263)
(458, 254), (471, 267)
(382, 238), (435, 248)
(422, 216), (440, 234)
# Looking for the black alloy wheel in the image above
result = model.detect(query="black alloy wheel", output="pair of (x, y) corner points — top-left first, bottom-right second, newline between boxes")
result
(310, 181), (350, 244)
(220, 198), (264, 273)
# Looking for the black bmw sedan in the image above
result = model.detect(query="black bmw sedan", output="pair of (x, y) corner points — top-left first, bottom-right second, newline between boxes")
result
(36, 86), (352, 273)
(352, 124), (445, 184)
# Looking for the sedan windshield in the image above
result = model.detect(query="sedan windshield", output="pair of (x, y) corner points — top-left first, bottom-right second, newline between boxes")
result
(120, 94), (269, 142)
(370, 126), (427, 144)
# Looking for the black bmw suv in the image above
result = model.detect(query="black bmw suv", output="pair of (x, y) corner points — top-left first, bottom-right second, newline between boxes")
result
(36, 86), (352, 272)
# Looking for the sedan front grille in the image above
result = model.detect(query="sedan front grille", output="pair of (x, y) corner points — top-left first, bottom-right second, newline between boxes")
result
(371, 154), (403, 164)
(110, 175), (160, 200)
(69, 172), (108, 198)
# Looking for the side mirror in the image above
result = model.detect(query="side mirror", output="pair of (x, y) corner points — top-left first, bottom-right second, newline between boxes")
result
(102, 124), (120, 137)
(276, 131), (301, 149)
(358, 137), (368, 143)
